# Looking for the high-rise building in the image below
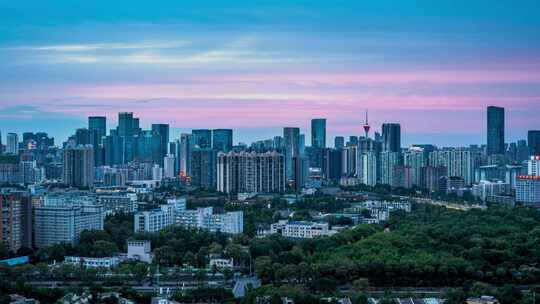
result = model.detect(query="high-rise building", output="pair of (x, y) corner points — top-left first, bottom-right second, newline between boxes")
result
(487, 106), (505, 155)
(216, 151), (285, 194)
(323, 148), (342, 180)
(529, 130), (540, 156)
(361, 151), (378, 186)
(163, 154), (176, 178)
(392, 165), (413, 189)
(283, 127), (300, 180)
(293, 155), (309, 192)
(63, 145), (94, 188)
(6, 133), (18, 155)
(88, 116), (107, 140)
(212, 129), (233, 152)
(117, 112), (134, 137)
(515, 176), (540, 206)
(75, 128), (90, 145)
(311, 118), (326, 149)
(342, 146), (357, 177)
(299, 134), (306, 155)
(528, 156), (540, 176)
(421, 166), (447, 192)
(192, 129), (212, 149)
(178, 133), (192, 176)
(151, 124), (170, 165)
(34, 194), (103, 248)
(429, 149), (474, 185)
(103, 134), (124, 166)
(334, 136), (345, 149)
(191, 148), (216, 189)
(403, 148), (427, 187)
(382, 123), (401, 152)
(0, 193), (32, 251)
(380, 151), (401, 186)
(135, 130), (161, 164)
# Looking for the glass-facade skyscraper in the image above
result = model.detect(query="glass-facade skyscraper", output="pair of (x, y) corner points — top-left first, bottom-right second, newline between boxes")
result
(283, 127), (300, 180)
(528, 130), (540, 156)
(382, 123), (401, 152)
(311, 118), (326, 148)
(192, 129), (212, 149)
(212, 129), (233, 152)
(487, 106), (505, 155)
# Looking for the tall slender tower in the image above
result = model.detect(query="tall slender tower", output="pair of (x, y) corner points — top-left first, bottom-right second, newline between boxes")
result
(363, 110), (371, 138)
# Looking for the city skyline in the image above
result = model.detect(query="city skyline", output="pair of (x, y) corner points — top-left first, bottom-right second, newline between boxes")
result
(1, 1), (540, 146)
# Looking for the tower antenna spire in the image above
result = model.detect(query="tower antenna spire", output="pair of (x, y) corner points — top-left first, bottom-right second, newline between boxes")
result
(363, 109), (371, 138)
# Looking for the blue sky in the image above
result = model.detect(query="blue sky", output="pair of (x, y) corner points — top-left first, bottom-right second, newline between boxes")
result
(1, 1), (539, 146)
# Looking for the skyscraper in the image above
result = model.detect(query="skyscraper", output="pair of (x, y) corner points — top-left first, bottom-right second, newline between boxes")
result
(334, 136), (345, 149)
(6, 133), (18, 155)
(63, 145), (94, 188)
(151, 124), (170, 165)
(528, 130), (540, 156)
(192, 129), (212, 149)
(88, 116), (107, 140)
(382, 123), (401, 152)
(311, 118), (326, 149)
(117, 112), (134, 137)
(178, 133), (192, 176)
(283, 127), (300, 180)
(487, 106), (505, 155)
(212, 129), (233, 152)
(191, 148), (216, 189)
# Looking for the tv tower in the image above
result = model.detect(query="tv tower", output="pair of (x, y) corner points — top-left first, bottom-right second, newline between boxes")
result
(363, 109), (370, 138)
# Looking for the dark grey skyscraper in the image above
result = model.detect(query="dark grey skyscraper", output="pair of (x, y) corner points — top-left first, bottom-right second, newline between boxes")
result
(117, 112), (134, 137)
(151, 124), (170, 164)
(529, 130), (540, 156)
(88, 116), (106, 140)
(382, 123), (401, 152)
(192, 129), (212, 149)
(283, 127), (300, 180)
(487, 106), (505, 155)
(334, 136), (344, 149)
(311, 118), (326, 148)
(212, 129), (233, 152)
(75, 128), (90, 146)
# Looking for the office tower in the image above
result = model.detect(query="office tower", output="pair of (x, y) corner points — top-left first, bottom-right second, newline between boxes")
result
(75, 128), (90, 145)
(151, 124), (170, 165)
(34, 194), (103, 248)
(179, 133), (192, 176)
(117, 112), (134, 137)
(516, 140), (529, 162)
(273, 136), (284, 150)
(342, 146), (357, 176)
(169, 142), (177, 156)
(311, 118), (326, 148)
(20, 160), (38, 184)
(361, 151), (378, 186)
(191, 148), (216, 189)
(299, 134), (306, 155)
(216, 151), (285, 194)
(382, 123), (401, 152)
(348, 136), (359, 147)
(88, 116), (107, 139)
(529, 130), (540, 156)
(380, 151), (401, 186)
(429, 149), (474, 185)
(487, 106), (505, 155)
(515, 176), (540, 206)
(134, 129), (161, 165)
(212, 129), (233, 152)
(528, 156), (540, 176)
(103, 135), (124, 166)
(334, 136), (345, 149)
(192, 129), (212, 149)
(293, 156), (309, 192)
(323, 148), (343, 180)
(0, 193), (32, 251)
(0, 131), (2, 154)
(6, 133), (18, 155)
(403, 148), (427, 187)
(283, 127), (300, 180)
(163, 154), (176, 178)
(63, 145), (94, 188)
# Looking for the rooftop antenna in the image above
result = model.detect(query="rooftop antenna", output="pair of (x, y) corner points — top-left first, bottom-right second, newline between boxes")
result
(363, 109), (371, 138)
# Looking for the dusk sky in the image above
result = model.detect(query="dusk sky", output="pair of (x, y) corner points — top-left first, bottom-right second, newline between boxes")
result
(1, 1), (539, 147)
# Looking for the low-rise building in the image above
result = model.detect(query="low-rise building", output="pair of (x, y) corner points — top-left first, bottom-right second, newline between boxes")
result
(209, 258), (234, 269)
(270, 220), (331, 238)
(466, 296), (500, 304)
(127, 240), (152, 263)
(64, 256), (121, 268)
(515, 175), (540, 206)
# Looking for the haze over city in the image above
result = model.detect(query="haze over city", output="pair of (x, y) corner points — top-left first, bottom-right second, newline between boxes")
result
(1, 1), (540, 146)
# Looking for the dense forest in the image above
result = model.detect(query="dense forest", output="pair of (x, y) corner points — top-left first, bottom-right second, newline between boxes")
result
(251, 204), (540, 289)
